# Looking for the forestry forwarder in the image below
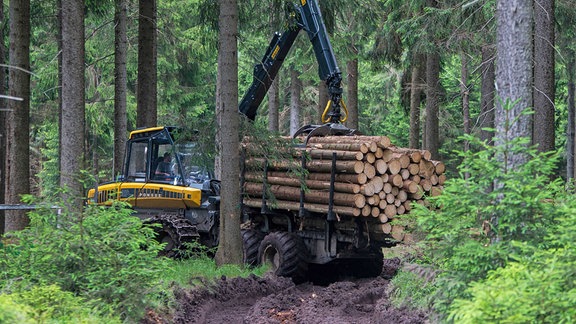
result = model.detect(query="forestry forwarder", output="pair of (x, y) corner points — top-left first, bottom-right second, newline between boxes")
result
(88, 0), (389, 280)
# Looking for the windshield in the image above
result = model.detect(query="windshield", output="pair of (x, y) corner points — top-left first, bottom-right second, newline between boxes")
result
(150, 143), (183, 184)
(175, 143), (214, 186)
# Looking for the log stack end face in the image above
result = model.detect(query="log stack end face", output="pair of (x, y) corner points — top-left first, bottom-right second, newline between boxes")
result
(242, 135), (445, 244)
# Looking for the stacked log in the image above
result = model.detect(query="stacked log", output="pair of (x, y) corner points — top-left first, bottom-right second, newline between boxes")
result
(241, 135), (445, 243)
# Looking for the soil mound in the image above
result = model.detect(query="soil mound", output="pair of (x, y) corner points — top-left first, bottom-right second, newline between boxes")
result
(146, 258), (429, 323)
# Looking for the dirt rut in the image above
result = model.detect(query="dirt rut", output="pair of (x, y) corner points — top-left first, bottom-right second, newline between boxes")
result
(145, 259), (429, 323)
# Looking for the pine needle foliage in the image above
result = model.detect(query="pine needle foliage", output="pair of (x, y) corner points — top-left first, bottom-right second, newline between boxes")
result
(0, 201), (167, 321)
(397, 133), (573, 320)
(0, 285), (121, 323)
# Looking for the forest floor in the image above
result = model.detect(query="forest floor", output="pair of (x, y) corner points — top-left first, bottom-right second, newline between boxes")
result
(143, 258), (431, 324)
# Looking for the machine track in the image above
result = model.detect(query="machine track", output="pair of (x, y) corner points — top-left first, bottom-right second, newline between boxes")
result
(147, 213), (200, 257)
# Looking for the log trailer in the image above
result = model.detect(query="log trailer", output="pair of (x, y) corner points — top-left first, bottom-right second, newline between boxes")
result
(88, 0), (392, 280)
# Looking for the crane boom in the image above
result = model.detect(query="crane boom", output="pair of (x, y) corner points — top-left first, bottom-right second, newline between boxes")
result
(238, 0), (345, 126)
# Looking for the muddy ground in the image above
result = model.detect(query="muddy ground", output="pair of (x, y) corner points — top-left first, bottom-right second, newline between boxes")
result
(145, 258), (430, 324)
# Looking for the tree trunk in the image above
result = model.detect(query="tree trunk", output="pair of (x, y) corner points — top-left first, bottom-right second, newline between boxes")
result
(56, 0), (63, 191)
(268, 76), (280, 132)
(480, 46), (495, 144)
(0, 0), (6, 234)
(60, 0), (85, 213)
(495, 0), (533, 170)
(409, 53), (425, 149)
(5, 0), (31, 231)
(424, 52), (440, 160)
(568, 56), (575, 180)
(114, 0), (128, 179)
(532, 0), (555, 152)
(461, 53), (470, 153)
(215, 0), (242, 266)
(137, 0), (157, 128)
(494, 0), (533, 243)
(346, 46), (359, 130)
(214, 55), (222, 180)
(318, 80), (328, 123)
(289, 66), (301, 136)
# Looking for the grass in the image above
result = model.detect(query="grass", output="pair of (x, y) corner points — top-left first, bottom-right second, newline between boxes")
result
(148, 255), (269, 318)
(382, 244), (418, 259)
(163, 256), (269, 288)
(388, 269), (435, 310)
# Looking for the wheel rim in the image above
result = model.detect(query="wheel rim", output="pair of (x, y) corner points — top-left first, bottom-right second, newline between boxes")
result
(262, 245), (280, 271)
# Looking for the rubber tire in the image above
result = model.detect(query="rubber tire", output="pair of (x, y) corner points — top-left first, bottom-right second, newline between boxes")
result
(242, 229), (264, 266)
(258, 232), (308, 283)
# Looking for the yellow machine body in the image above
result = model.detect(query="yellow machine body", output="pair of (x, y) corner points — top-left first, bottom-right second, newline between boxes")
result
(87, 182), (202, 209)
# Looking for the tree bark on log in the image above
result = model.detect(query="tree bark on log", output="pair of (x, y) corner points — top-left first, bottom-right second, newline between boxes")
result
(243, 174), (362, 194)
(243, 198), (361, 217)
(308, 142), (369, 153)
(306, 149), (364, 161)
(306, 135), (391, 148)
(244, 182), (366, 208)
(245, 158), (364, 174)
(307, 172), (368, 185)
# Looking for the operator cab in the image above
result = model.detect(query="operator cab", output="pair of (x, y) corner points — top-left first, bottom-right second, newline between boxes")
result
(88, 126), (213, 210)
(124, 127), (183, 185)
(123, 126), (213, 189)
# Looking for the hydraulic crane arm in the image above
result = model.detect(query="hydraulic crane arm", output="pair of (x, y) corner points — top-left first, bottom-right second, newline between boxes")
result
(238, 0), (347, 126)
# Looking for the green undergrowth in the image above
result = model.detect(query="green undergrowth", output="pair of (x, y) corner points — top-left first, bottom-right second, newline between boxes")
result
(388, 269), (436, 311)
(164, 256), (269, 288)
(160, 242), (269, 289)
(0, 285), (120, 324)
(388, 133), (576, 322)
(0, 200), (268, 323)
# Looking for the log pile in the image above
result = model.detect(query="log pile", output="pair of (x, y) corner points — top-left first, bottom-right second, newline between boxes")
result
(241, 135), (445, 243)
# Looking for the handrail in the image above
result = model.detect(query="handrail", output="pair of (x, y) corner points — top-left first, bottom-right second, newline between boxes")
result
(0, 204), (61, 211)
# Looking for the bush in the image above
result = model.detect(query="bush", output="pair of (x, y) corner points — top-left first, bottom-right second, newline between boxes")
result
(0, 202), (167, 321)
(448, 199), (576, 323)
(0, 285), (120, 324)
(400, 134), (567, 318)
(0, 293), (33, 324)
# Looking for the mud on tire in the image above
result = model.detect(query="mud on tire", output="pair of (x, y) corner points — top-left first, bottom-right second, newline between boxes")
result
(242, 229), (264, 266)
(258, 232), (308, 283)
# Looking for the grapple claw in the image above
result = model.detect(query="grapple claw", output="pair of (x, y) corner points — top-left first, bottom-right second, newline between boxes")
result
(293, 123), (360, 145)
